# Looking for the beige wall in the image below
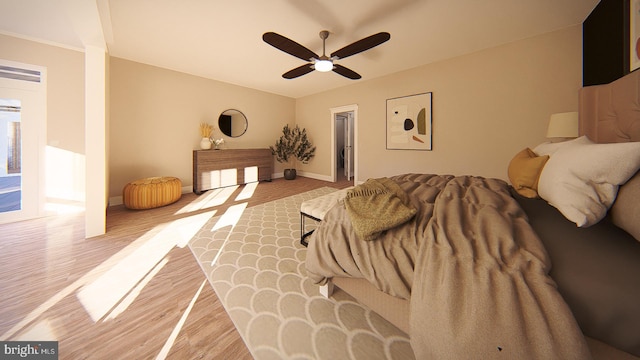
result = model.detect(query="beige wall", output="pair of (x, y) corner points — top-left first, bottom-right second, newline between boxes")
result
(295, 25), (583, 183)
(109, 58), (295, 199)
(0, 34), (85, 154)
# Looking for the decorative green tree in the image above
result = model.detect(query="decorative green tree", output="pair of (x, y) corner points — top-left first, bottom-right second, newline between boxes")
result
(270, 124), (316, 179)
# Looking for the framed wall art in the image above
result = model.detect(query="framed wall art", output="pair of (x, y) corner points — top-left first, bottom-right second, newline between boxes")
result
(386, 92), (432, 150)
(632, 0), (640, 72)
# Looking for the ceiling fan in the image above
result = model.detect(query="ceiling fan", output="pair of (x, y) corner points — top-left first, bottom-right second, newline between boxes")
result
(262, 30), (390, 80)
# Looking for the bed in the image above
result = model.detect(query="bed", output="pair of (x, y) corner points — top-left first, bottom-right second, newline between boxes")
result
(305, 70), (640, 359)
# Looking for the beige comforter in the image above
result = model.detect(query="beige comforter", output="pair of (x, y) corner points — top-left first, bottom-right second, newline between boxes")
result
(305, 173), (591, 359)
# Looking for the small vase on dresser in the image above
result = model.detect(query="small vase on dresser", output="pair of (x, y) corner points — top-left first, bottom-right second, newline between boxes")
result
(200, 137), (212, 150)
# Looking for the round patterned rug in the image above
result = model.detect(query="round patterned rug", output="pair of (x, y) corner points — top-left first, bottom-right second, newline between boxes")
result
(188, 187), (414, 359)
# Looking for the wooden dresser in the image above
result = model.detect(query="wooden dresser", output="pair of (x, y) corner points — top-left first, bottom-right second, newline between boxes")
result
(193, 148), (273, 194)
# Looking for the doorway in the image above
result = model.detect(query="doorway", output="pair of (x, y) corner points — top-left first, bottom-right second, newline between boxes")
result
(330, 105), (357, 185)
(335, 111), (353, 181)
(0, 61), (46, 224)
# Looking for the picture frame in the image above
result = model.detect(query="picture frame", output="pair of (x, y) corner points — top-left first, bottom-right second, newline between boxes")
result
(632, 0), (640, 72)
(386, 92), (432, 150)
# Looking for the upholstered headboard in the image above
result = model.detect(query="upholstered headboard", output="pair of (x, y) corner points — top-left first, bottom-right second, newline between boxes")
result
(578, 70), (640, 243)
(579, 70), (640, 143)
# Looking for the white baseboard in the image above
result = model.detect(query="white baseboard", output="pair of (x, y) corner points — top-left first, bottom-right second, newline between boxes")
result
(296, 171), (332, 182)
(272, 171), (332, 182)
(109, 195), (123, 206)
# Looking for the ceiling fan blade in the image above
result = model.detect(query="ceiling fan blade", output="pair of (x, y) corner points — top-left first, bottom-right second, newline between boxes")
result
(283, 64), (315, 79)
(330, 32), (391, 59)
(333, 64), (361, 80)
(263, 32), (319, 61)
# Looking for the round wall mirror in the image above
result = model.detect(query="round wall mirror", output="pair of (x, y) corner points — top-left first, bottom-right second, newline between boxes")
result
(218, 109), (248, 137)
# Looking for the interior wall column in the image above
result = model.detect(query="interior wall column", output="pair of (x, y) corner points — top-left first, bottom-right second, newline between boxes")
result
(85, 45), (107, 238)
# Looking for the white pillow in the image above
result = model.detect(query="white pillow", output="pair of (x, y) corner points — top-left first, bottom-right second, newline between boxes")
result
(533, 136), (593, 156)
(537, 138), (640, 227)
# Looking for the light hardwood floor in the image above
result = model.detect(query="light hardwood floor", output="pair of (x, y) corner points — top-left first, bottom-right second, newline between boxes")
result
(0, 175), (352, 359)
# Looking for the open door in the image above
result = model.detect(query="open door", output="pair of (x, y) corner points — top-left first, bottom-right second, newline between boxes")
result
(343, 112), (354, 181)
(331, 105), (357, 184)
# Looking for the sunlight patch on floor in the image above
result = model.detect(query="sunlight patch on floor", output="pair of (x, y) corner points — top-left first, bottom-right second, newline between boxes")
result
(176, 185), (238, 214)
(44, 198), (85, 215)
(15, 319), (56, 342)
(2, 181), (259, 343)
(77, 211), (216, 322)
(104, 257), (169, 321)
(172, 211), (218, 248)
(155, 279), (207, 360)
(1, 207), (218, 341)
(211, 203), (247, 232)
(210, 202), (248, 266)
(235, 181), (258, 201)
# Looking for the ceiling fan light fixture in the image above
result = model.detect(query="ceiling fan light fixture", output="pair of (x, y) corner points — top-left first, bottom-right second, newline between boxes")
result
(314, 59), (333, 72)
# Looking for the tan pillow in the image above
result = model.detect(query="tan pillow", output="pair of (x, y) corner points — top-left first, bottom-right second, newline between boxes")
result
(508, 148), (549, 198)
(610, 171), (640, 241)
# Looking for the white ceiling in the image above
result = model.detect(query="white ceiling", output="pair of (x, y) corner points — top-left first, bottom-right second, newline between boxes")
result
(0, 0), (599, 98)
